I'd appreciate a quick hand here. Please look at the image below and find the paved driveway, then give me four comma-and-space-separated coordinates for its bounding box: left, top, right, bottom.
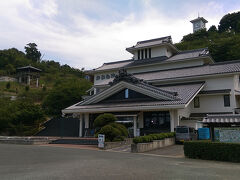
145, 145, 184, 157
0, 144, 240, 180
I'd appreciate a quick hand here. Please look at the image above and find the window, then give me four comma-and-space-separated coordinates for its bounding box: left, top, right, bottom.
145, 49, 148, 59
106, 74, 110, 79
141, 50, 144, 59
144, 111, 170, 130
194, 97, 200, 108
137, 50, 140, 59
149, 48, 151, 58
101, 75, 105, 80
111, 73, 115, 78
224, 95, 230, 107
125, 89, 129, 99
96, 76, 100, 80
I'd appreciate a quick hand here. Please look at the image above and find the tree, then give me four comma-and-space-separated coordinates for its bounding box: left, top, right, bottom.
94, 113, 117, 130
24, 43, 41, 62
5, 64, 15, 75
208, 25, 218, 32
218, 11, 240, 33
0, 99, 45, 135
43, 78, 92, 116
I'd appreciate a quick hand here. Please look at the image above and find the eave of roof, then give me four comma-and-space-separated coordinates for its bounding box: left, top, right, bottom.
87, 48, 212, 74
17, 65, 42, 72
190, 17, 208, 23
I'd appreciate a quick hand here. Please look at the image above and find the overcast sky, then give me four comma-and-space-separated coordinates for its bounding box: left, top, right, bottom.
0, 0, 239, 69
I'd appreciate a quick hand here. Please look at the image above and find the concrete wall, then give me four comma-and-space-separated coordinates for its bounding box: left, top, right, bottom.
131, 137, 175, 153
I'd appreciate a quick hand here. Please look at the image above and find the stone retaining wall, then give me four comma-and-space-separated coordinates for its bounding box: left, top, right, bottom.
131, 137, 175, 153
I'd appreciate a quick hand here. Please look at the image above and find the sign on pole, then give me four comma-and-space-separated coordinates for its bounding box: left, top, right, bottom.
98, 134, 105, 148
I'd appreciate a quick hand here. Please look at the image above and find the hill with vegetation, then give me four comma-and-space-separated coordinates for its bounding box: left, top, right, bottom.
0, 43, 92, 136
175, 11, 240, 62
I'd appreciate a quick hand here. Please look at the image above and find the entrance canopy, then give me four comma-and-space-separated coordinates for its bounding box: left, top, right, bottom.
203, 114, 240, 126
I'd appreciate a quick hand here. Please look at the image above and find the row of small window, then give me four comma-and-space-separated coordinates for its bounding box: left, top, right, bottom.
194, 95, 230, 108
96, 73, 116, 81
137, 48, 151, 60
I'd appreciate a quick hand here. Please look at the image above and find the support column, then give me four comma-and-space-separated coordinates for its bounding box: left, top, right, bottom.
79, 114, 83, 137
19, 76, 22, 83
133, 116, 137, 137
27, 75, 31, 85
84, 113, 89, 129
36, 78, 39, 87
170, 110, 179, 132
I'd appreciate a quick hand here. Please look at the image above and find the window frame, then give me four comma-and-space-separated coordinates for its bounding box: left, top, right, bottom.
224, 95, 230, 107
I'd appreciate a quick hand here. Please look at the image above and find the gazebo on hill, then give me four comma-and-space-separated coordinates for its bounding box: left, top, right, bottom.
16, 65, 41, 87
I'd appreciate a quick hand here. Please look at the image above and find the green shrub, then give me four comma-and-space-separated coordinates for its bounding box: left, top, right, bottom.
97, 124, 121, 142
94, 113, 117, 129
133, 132, 175, 144
109, 123, 128, 137
96, 122, 128, 142
25, 85, 30, 91
184, 141, 240, 162
6, 82, 10, 89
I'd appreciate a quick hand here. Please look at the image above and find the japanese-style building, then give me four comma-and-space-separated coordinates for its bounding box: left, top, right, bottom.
16, 65, 41, 87
62, 18, 240, 137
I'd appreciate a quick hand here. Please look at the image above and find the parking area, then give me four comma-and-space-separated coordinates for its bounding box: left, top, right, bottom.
143, 145, 184, 158
1, 143, 240, 180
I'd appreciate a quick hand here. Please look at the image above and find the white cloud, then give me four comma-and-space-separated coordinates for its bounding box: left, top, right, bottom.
0, 0, 238, 69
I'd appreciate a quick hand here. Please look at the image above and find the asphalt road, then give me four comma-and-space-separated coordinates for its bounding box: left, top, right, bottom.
0, 144, 240, 180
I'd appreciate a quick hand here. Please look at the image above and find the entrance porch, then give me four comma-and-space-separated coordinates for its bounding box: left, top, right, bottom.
75, 109, 179, 137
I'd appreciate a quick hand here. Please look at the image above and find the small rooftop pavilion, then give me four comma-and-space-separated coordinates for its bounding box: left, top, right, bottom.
16, 65, 42, 87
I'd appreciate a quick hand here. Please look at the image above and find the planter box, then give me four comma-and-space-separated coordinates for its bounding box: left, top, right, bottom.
131, 137, 175, 153
101, 138, 133, 150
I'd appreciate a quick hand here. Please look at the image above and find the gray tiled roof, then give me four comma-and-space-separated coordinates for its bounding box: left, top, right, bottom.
17, 65, 42, 72
190, 17, 208, 23
128, 36, 172, 49
94, 60, 240, 86
91, 48, 209, 73
165, 48, 209, 62
94, 59, 133, 71
135, 61, 240, 82
134, 81, 179, 100
64, 82, 204, 111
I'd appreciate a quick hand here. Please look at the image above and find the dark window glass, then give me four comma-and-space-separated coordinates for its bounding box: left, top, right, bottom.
101, 75, 105, 80
111, 74, 115, 78
137, 50, 140, 59
224, 95, 230, 107
176, 127, 188, 133
149, 48, 151, 58
96, 76, 100, 80
144, 111, 170, 130
141, 50, 144, 59
106, 74, 110, 79
194, 97, 200, 108
145, 49, 148, 58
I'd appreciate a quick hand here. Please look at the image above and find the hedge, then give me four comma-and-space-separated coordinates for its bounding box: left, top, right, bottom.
184, 141, 240, 162
133, 132, 175, 144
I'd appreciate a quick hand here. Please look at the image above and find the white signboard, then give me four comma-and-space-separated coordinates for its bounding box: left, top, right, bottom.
98, 134, 105, 148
